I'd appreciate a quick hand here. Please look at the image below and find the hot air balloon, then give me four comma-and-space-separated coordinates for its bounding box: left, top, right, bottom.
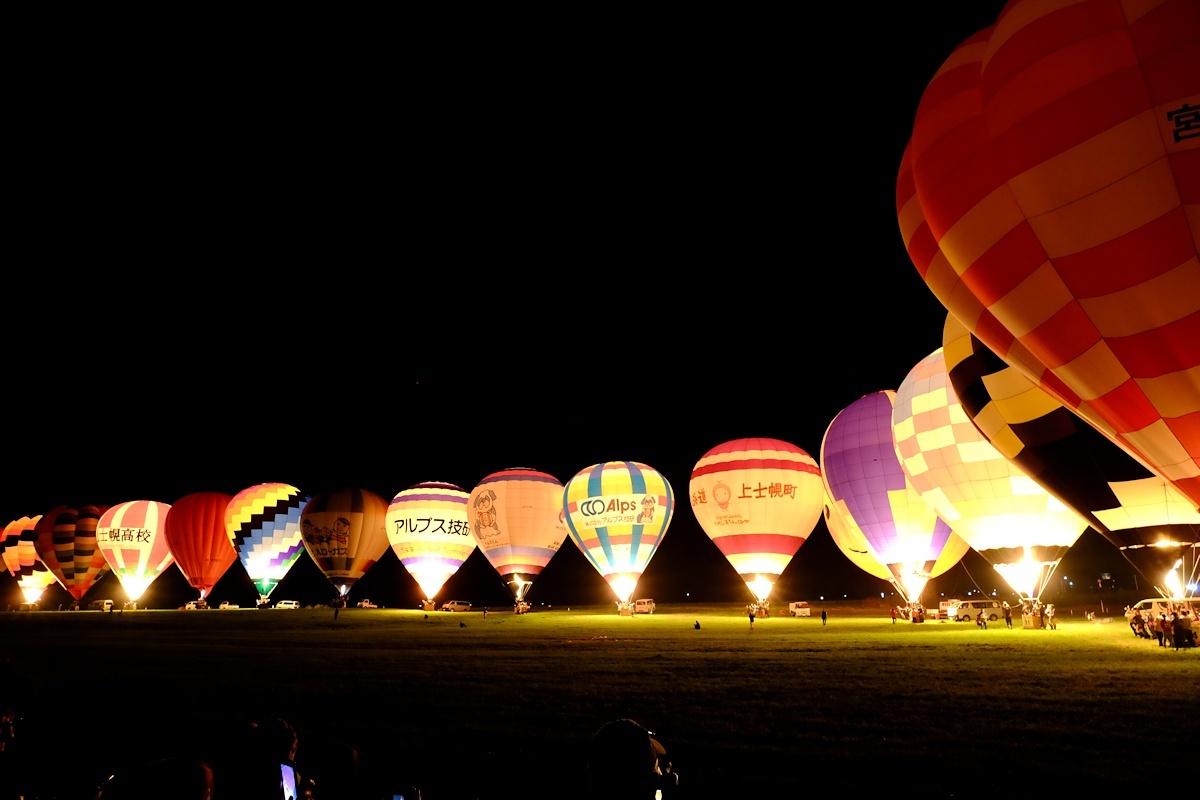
300, 487, 390, 598
562, 461, 674, 611
941, 312, 1200, 598
34, 504, 111, 604
820, 392, 969, 607
224, 482, 310, 602
386, 482, 475, 606
689, 438, 824, 608
820, 489, 894, 584
899, 0, 1200, 511
467, 468, 566, 606
164, 492, 237, 601
2, 516, 56, 606
892, 349, 1091, 601
95, 500, 175, 605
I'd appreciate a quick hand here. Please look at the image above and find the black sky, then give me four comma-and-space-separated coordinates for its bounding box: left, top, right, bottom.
4, 3, 1142, 609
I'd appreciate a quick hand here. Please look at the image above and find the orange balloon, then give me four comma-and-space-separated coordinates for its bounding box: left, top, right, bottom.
899, 0, 1200, 510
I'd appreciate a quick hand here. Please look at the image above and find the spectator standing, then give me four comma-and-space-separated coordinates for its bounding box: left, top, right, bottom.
748, 607, 755, 631
891, 607, 897, 625
1003, 602, 1013, 630
821, 609, 827, 626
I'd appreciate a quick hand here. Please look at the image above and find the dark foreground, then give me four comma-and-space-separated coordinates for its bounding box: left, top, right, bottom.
0, 600, 1194, 800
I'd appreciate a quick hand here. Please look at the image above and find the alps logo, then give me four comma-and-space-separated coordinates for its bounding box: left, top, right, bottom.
580, 498, 639, 516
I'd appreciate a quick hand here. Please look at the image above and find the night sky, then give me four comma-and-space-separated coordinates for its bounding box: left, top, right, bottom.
4, 2, 1142, 610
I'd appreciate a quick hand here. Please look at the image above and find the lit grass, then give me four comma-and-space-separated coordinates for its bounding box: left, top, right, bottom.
0, 604, 1192, 799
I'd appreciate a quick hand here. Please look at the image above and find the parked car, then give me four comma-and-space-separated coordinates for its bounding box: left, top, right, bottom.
89, 599, 114, 612
356, 599, 379, 609
788, 601, 811, 617
218, 601, 239, 609
274, 600, 301, 609
184, 599, 209, 610
634, 599, 656, 614
440, 600, 471, 612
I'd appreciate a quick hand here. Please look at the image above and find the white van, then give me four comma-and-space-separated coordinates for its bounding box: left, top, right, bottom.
1128, 597, 1198, 620
440, 600, 471, 612
89, 599, 114, 612
274, 599, 301, 609
634, 599, 656, 614
788, 601, 811, 617
943, 599, 1004, 622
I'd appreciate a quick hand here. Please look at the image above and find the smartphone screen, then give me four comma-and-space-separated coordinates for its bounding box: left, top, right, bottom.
280, 761, 297, 800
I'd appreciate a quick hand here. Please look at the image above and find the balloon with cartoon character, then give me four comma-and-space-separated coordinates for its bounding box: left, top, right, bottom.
562, 460, 674, 609
467, 468, 567, 605
300, 487, 390, 598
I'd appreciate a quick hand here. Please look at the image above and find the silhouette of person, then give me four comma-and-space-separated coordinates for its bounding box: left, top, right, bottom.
587, 719, 663, 800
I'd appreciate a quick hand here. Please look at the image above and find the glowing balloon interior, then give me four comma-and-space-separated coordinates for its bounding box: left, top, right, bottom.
224, 483, 310, 599
2, 515, 57, 604
468, 468, 566, 604
563, 461, 674, 607
820, 391, 968, 605
942, 312, 1200, 597
689, 438, 823, 604
96, 500, 175, 603
386, 482, 475, 603
892, 349, 1090, 600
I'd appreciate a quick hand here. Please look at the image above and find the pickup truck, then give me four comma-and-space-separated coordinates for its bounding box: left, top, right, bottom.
356, 599, 379, 608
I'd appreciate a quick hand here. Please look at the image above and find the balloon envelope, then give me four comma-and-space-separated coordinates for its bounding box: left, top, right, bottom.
941, 312, 1200, 597
689, 438, 824, 603
301, 487, 390, 597
892, 349, 1090, 600
467, 468, 567, 604
164, 492, 237, 600
224, 483, 309, 598
2, 516, 57, 604
386, 482, 475, 603
899, 0, 1200, 510
820, 392, 968, 604
96, 500, 175, 603
820, 488, 894, 583
34, 505, 111, 602
562, 461, 674, 606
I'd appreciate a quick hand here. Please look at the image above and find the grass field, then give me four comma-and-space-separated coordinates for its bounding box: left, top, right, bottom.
1, 600, 1194, 800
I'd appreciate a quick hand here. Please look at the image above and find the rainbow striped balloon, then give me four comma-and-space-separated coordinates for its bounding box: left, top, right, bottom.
563, 461, 674, 606
224, 482, 309, 598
